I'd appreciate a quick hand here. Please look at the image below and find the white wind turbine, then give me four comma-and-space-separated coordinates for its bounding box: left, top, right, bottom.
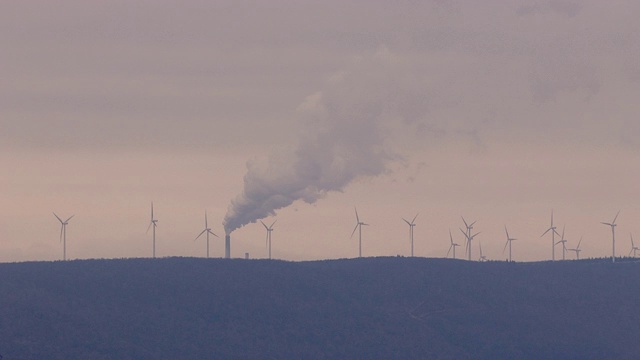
53, 213, 74, 261
541, 210, 561, 261
503, 226, 516, 262
601, 210, 620, 263
195, 211, 218, 258
447, 229, 460, 259
146, 202, 158, 258
460, 229, 481, 261
629, 234, 638, 258
402, 213, 419, 257
567, 237, 583, 260
461, 217, 477, 260
555, 225, 568, 261
479, 241, 487, 262
350, 207, 368, 258
260, 219, 277, 260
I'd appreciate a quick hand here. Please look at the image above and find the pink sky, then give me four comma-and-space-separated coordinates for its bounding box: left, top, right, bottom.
2, 1, 640, 262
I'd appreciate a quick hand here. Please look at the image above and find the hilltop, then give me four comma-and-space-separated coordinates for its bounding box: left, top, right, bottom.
1, 257, 639, 359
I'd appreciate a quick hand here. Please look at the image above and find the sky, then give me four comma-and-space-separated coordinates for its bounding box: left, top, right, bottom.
2, 0, 640, 263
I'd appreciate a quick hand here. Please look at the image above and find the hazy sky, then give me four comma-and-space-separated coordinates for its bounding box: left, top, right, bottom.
3, 0, 640, 262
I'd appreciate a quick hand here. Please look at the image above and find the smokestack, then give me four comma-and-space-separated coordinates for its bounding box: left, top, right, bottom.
245, 252, 249, 259
225, 234, 231, 259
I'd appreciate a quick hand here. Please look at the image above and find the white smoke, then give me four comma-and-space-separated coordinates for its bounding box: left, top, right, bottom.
223, 47, 427, 234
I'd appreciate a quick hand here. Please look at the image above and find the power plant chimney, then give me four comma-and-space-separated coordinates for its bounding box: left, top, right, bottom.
225, 234, 231, 259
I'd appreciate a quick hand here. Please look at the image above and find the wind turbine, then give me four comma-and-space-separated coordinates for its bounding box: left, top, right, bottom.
195, 211, 218, 258
460, 227, 480, 261
567, 237, 583, 260
555, 225, 568, 261
53, 213, 74, 261
479, 241, 487, 262
461, 217, 477, 260
402, 213, 419, 257
541, 210, 561, 261
503, 226, 516, 262
350, 207, 368, 258
447, 229, 460, 259
629, 234, 638, 258
601, 210, 620, 263
260, 219, 277, 260
147, 202, 158, 258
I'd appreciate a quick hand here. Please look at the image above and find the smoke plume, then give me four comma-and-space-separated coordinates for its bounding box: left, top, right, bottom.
223, 48, 425, 234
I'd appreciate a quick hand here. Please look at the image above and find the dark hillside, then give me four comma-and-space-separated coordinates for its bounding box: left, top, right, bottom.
1, 257, 639, 359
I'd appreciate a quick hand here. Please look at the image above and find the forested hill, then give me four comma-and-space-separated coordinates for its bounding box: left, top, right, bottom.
1, 257, 639, 359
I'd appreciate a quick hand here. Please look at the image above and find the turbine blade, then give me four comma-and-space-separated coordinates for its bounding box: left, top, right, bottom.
53, 212, 63, 223
350, 224, 359, 239
613, 210, 620, 224
261, 220, 269, 230
449, 229, 454, 245
209, 230, 219, 238
461, 216, 469, 228
447, 245, 452, 257
403, 218, 411, 226
204, 211, 208, 228
65, 215, 74, 222
146, 221, 153, 234
270, 220, 277, 228
503, 241, 509, 254
151, 202, 154, 219
195, 229, 207, 241
354, 207, 360, 223
541, 228, 551, 237
631, 234, 635, 248
504, 226, 509, 239
59, 225, 64, 243
411, 213, 419, 223
577, 237, 582, 250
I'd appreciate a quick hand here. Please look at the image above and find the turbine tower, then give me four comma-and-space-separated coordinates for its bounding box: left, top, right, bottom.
629, 234, 638, 258
260, 219, 277, 260
350, 207, 368, 258
601, 210, 620, 263
541, 210, 561, 261
402, 213, 419, 257
447, 229, 460, 259
567, 237, 583, 260
195, 211, 218, 258
53, 213, 74, 261
146, 202, 158, 258
461, 217, 477, 260
479, 241, 487, 262
503, 226, 516, 262
555, 225, 568, 261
